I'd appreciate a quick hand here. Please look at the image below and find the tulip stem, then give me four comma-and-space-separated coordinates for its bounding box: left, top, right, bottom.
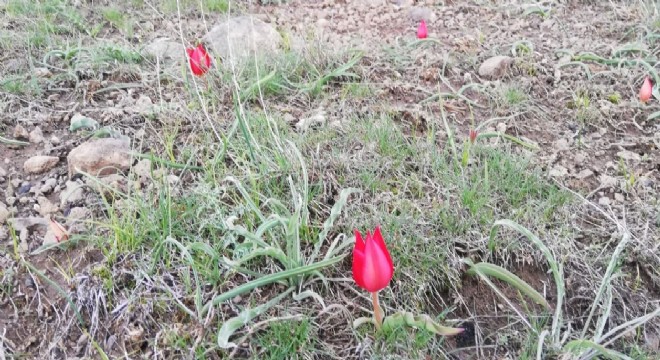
371, 291, 383, 331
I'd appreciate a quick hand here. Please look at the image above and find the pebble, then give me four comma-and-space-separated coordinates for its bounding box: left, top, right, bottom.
29, 126, 45, 144
13, 124, 29, 140
40, 178, 58, 194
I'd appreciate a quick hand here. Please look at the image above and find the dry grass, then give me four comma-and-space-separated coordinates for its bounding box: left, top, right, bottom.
0, 0, 659, 359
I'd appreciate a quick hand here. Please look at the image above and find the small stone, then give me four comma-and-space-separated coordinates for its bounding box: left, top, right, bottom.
574, 153, 586, 164
33, 67, 52, 78
203, 16, 283, 65
6, 197, 16, 206
0, 202, 9, 224
0, 166, 6, 177
599, 174, 618, 188
553, 138, 570, 151
408, 6, 436, 22
13, 124, 29, 140
479, 56, 514, 79
50, 136, 61, 145
40, 178, 58, 194
614, 193, 625, 203
131, 95, 154, 115
29, 127, 45, 144
143, 38, 185, 63
67, 207, 90, 224
24, 156, 59, 174
496, 122, 507, 134
67, 138, 131, 177
17, 183, 32, 195
598, 197, 611, 206
60, 181, 85, 206
96, 174, 127, 197
37, 196, 59, 216
575, 169, 594, 179
617, 150, 641, 162
549, 165, 568, 178
133, 159, 152, 180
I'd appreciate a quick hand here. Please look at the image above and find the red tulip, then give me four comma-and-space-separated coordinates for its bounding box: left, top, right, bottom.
469, 129, 477, 144
186, 44, 212, 76
640, 76, 653, 103
417, 19, 428, 39
352, 226, 394, 293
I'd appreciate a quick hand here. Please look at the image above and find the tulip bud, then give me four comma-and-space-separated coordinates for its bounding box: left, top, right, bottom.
352, 226, 394, 293
417, 20, 428, 39
640, 76, 653, 103
469, 129, 477, 144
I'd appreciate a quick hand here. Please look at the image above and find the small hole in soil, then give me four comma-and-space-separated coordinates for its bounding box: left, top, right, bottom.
455, 321, 476, 348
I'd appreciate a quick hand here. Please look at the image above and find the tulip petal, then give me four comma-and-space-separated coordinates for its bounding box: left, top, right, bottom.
352, 230, 367, 289
372, 226, 393, 269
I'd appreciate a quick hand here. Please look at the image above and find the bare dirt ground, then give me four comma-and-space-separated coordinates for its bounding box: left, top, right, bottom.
1, 0, 659, 359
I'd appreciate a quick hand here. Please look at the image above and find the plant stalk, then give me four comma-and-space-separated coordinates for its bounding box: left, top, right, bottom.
371, 291, 383, 331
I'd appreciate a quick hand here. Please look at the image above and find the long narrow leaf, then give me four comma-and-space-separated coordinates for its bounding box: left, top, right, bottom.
201, 255, 345, 317
489, 219, 565, 340
466, 261, 550, 309
217, 287, 294, 348
310, 188, 360, 265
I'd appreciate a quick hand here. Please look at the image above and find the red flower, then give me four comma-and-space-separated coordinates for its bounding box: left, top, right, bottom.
469, 129, 477, 144
417, 19, 428, 39
640, 76, 653, 103
352, 226, 394, 293
186, 44, 212, 76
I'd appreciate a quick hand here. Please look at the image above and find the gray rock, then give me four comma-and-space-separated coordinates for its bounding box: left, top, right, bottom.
24, 156, 59, 174
40, 178, 58, 194
143, 38, 185, 63
131, 95, 155, 115
479, 56, 514, 79
13, 124, 29, 140
553, 138, 570, 151
549, 165, 568, 178
60, 181, 85, 206
29, 126, 45, 144
0, 202, 9, 224
67, 138, 131, 177
7, 217, 49, 231
37, 196, 59, 216
575, 169, 594, 179
34, 67, 52, 78
203, 16, 282, 65
133, 159, 152, 180
408, 7, 436, 22
0, 166, 6, 177
67, 207, 90, 224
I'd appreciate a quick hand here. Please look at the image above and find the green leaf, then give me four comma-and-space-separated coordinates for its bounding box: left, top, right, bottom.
217, 287, 294, 349
0, 134, 29, 146
201, 255, 346, 317
647, 111, 660, 121
464, 260, 550, 309
69, 116, 99, 131
310, 187, 361, 264
381, 311, 464, 336
563, 339, 629, 360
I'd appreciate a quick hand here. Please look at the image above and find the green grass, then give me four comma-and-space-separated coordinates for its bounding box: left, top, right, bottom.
255, 318, 316, 359
102, 7, 134, 37
161, 0, 229, 13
